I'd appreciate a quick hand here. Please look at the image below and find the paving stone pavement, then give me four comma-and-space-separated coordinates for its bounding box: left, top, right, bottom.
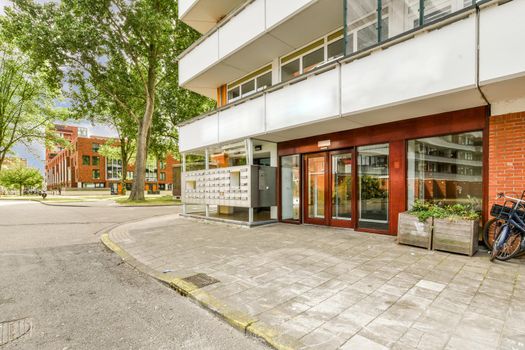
109, 214, 525, 350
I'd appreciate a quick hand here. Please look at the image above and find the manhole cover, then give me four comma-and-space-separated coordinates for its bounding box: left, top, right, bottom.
181, 273, 220, 289
0, 318, 31, 346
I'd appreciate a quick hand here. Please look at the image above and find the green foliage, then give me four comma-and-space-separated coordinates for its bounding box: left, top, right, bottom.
1, 0, 216, 200
409, 199, 480, 222
0, 43, 66, 170
0, 165, 43, 195
360, 175, 387, 200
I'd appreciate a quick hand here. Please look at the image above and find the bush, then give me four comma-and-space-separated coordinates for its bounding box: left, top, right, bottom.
409, 200, 480, 222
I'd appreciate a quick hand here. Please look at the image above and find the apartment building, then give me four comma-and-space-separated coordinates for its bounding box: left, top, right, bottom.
46, 125, 177, 193
177, 0, 525, 233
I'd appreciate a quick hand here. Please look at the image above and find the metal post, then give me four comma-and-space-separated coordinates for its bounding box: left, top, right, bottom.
205, 148, 210, 218
419, 0, 425, 27
377, 0, 383, 43
343, 0, 348, 56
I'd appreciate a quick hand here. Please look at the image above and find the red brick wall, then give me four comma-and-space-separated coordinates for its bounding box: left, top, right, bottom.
488, 112, 525, 208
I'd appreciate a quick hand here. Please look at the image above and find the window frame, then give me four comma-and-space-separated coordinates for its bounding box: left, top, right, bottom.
226, 65, 272, 103
92, 169, 100, 180
280, 28, 344, 83
82, 155, 90, 166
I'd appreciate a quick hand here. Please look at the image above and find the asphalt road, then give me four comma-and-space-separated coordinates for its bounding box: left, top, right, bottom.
0, 201, 266, 350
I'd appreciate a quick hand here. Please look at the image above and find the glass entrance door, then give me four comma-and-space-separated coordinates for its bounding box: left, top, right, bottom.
304, 153, 328, 224
303, 150, 355, 227
331, 151, 354, 227
357, 144, 390, 231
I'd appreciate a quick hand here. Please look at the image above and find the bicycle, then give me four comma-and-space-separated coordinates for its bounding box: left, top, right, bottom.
483, 191, 525, 250
489, 192, 525, 261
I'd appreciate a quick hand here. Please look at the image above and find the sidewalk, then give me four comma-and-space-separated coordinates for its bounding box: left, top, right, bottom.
105, 214, 525, 350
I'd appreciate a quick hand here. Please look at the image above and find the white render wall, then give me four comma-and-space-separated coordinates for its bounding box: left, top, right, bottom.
341, 17, 477, 115
479, 0, 525, 85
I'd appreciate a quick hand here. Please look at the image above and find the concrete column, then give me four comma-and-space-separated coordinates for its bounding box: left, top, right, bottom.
204, 148, 210, 218
182, 153, 187, 215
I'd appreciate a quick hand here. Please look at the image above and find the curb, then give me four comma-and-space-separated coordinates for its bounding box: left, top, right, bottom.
100, 232, 303, 350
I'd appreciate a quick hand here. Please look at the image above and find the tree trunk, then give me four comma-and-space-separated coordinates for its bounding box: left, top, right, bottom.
19, 185, 22, 196
120, 141, 128, 195
129, 95, 155, 201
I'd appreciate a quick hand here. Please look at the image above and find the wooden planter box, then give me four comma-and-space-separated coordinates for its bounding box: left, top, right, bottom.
433, 218, 479, 256
397, 212, 433, 249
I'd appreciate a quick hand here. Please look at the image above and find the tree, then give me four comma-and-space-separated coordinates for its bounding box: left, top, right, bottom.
0, 164, 43, 196
1, 0, 201, 201
98, 138, 135, 195
0, 44, 64, 170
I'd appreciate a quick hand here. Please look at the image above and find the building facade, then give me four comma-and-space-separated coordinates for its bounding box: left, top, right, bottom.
45, 125, 178, 193
177, 0, 525, 233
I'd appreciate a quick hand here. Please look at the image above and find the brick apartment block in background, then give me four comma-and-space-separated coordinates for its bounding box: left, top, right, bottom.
45, 124, 178, 194
176, 0, 525, 231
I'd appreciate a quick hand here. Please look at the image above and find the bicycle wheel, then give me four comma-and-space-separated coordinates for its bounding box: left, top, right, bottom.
483, 218, 503, 250
491, 225, 522, 261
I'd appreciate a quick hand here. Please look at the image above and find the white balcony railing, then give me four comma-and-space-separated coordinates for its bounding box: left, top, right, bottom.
179, 12, 482, 153
179, 0, 317, 87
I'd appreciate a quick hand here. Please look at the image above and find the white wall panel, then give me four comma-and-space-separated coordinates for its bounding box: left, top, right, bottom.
265, 0, 313, 29
179, 31, 219, 85
266, 67, 340, 131
219, 0, 265, 58
179, 113, 219, 152
179, 0, 197, 18
219, 96, 266, 142
479, 0, 525, 84
341, 17, 476, 115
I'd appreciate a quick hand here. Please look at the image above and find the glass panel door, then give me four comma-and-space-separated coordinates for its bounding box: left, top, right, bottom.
331, 152, 353, 223
305, 154, 327, 223
358, 144, 390, 231
281, 155, 301, 221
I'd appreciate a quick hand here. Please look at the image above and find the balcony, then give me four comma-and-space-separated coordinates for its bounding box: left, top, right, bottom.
178, 0, 247, 34
179, 6, 490, 152
179, 0, 343, 98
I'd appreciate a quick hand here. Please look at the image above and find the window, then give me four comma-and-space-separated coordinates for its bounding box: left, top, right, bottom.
256, 72, 272, 91
82, 155, 90, 165
227, 86, 240, 101
280, 30, 344, 82
146, 159, 158, 182
407, 131, 483, 210
92, 143, 100, 153
327, 38, 344, 60
92, 169, 100, 179
159, 184, 166, 191
127, 171, 134, 180
160, 161, 166, 170
241, 80, 255, 96
227, 66, 272, 102
302, 47, 324, 73
95, 183, 105, 188
281, 59, 300, 83
92, 156, 100, 166
160, 172, 166, 181
107, 158, 122, 180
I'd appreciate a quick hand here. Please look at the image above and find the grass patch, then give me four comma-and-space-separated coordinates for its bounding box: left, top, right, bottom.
115, 195, 181, 206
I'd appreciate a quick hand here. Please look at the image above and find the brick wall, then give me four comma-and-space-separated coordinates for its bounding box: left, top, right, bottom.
488, 112, 525, 207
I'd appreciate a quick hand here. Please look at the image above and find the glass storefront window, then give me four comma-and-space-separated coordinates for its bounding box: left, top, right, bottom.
208, 141, 247, 168
281, 155, 300, 221
407, 131, 483, 211
185, 154, 206, 171
358, 144, 389, 230
332, 153, 353, 221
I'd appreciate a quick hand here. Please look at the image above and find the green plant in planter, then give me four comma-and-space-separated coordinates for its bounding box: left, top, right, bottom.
409, 199, 480, 222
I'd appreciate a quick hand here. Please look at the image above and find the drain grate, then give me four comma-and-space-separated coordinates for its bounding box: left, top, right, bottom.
0, 318, 31, 346
181, 273, 220, 289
